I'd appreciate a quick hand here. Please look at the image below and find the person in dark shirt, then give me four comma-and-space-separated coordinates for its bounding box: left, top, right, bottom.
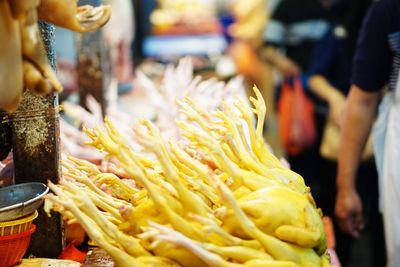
264, 0, 329, 76
263, 0, 335, 213
334, 0, 400, 266
307, 1, 386, 265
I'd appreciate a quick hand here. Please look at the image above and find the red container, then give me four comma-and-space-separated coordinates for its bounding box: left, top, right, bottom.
0, 224, 36, 267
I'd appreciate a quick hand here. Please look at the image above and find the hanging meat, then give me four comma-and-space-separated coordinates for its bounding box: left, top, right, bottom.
0, 0, 111, 112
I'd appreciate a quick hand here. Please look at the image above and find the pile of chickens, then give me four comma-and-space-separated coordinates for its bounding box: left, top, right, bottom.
60, 58, 247, 161
136, 57, 248, 141
46, 86, 331, 267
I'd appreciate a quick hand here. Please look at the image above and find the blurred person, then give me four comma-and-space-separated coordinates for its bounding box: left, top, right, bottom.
263, 0, 330, 77
262, 0, 337, 201
226, 0, 268, 80
229, 0, 268, 46
308, 0, 386, 265
334, 0, 400, 266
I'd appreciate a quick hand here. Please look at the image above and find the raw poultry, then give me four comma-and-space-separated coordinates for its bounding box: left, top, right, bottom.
129, 57, 248, 141
60, 58, 248, 161
46, 86, 331, 266
0, 0, 111, 111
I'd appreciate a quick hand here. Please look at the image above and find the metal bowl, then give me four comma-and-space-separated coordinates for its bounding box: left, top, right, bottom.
0, 183, 49, 222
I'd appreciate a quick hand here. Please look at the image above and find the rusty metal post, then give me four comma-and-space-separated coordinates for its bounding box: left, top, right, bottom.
77, 0, 111, 116
12, 22, 64, 258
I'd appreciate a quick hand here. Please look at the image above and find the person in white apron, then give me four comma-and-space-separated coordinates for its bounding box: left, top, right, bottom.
334, 0, 400, 266
372, 74, 400, 267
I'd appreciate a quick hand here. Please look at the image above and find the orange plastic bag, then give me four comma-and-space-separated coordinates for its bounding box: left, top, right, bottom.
278, 78, 316, 155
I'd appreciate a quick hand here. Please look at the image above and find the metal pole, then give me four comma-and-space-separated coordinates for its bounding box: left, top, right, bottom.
12, 22, 64, 258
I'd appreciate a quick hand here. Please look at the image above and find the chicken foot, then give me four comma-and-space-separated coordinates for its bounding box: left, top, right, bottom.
46, 182, 145, 267
134, 119, 210, 217
147, 222, 300, 267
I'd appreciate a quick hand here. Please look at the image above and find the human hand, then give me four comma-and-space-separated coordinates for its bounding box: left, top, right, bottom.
275, 57, 301, 78
228, 41, 261, 78
328, 91, 346, 126
335, 188, 364, 238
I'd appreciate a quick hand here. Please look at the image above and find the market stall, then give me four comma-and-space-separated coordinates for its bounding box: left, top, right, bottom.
0, 1, 344, 266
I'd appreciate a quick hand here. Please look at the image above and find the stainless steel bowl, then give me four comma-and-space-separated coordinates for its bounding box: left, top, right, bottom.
0, 183, 49, 221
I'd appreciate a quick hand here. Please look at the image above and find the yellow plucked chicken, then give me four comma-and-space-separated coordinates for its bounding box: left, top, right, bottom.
45, 86, 331, 267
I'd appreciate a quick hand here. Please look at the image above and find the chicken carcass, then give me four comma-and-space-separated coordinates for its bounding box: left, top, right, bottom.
46, 86, 331, 267
0, 0, 110, 112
